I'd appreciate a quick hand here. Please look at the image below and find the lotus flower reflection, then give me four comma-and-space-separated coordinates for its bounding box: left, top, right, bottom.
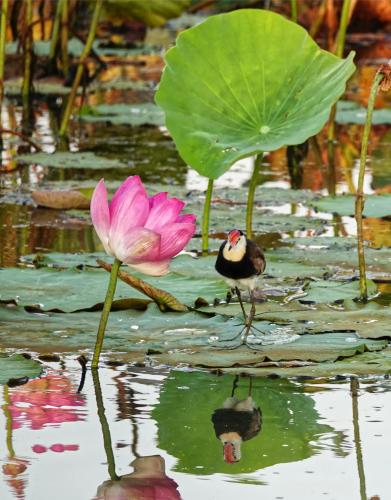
91, 176, 196, 276
90, 176, 196, 368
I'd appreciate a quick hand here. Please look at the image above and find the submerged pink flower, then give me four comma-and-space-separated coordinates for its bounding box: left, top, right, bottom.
90, 176, 196, 276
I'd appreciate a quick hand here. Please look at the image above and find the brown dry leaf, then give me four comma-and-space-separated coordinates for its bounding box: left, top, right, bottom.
32, 190, 90, 210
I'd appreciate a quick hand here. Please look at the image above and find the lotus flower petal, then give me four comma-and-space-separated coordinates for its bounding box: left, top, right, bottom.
145, 196, 185, 231
109, 176, 150, 242
128, 260, 171, 277
90, 179, 111, 255
149, 192, 168, 209
116, 227, 161, 264
159, 222, 196, 259
175, 214, 197, 224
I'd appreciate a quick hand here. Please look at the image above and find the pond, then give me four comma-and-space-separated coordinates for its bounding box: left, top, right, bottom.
1, 6, 391, 500
0, 360, 390, 500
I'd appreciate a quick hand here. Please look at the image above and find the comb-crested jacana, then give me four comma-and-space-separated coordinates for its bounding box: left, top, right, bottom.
215, 229, 266, 345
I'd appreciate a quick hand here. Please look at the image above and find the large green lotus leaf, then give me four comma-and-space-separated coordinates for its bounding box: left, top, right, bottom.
0, 265, 226, 312
155, 9, 355, 178
336, 100, 391, 125
80, 103, 165, 126
16, 152, 127, 170
310, 194, 391, 218
0, 353, 42, 385
153, 371, 339, 474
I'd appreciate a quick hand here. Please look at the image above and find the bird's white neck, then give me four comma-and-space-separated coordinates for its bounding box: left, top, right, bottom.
222, 237, 246, 262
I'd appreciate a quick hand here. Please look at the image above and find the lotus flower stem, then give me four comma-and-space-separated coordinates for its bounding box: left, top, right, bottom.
49, 0, 64, 61
350, 378, 367, 500
22, 0, 33, 111
290, 0, 297, 22
246, 153, 263, 239
61, 0, 69, 77
335, 0, 353, 58
59, 0, 103, 136
201, 178, 214, 254
355, 70, 383, 302
92, 369, 119, 480
3, 386, 15, 458
0, 0, 8, 107
92, 258, 121, 368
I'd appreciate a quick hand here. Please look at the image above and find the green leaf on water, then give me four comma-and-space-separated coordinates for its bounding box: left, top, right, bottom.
15, 152, 128, 170
80, 103, 165, 126
156, 9, 355, 178
336, 100, 391, 125
0, 353, 42, 385
310, 194, 391, 218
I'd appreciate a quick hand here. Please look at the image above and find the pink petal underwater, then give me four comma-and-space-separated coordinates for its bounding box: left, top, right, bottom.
145, 196, 185, 231
90, 179, 111, 255
158, 222, 196, 260
128, 260, 170, 276
109, 176, 150, 246
117, 227, 161, 264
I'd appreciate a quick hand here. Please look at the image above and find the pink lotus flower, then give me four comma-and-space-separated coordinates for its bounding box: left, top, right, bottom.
91, 176, 196, 276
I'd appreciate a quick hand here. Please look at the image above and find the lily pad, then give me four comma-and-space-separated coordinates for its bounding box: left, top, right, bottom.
80, 103, 165, 126
310, 194, 391, 218
15, 152, 128, 170
156, 9, 355, 178
0, 353, 42, 385
336, 100, 391, 125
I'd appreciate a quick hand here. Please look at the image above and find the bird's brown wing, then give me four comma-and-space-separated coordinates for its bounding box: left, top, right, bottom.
248, 240, 266, 275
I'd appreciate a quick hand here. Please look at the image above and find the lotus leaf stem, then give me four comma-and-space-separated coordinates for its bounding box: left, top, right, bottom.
335, 0, 353, 57
246, 153, 263, 239
0, 0, 8, 106
59, 0, 103, 136
49, 0, 64, 61
350, 378, 367, 500
92, 369, 119, 481
355, 70, 383, 302
22, 0, 33, 111
3, 386, 15, 458
201, 178, 214, 254
61, 0, 69, 77
290, 0, 297, 22
92, 258, 121, 369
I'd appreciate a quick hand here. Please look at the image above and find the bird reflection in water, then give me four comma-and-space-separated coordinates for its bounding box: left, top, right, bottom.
212, 375, 262, 463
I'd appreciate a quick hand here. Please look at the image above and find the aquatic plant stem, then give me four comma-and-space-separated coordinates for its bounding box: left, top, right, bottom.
3, 386, 15, 458
92, 369, 119, 481
92, 258, 121, 369
61, 0, 69, 77
49, 0, 64, 62
246, 154, 263, 239
22, 0, 33, 111
355, 70, 383, 302
334, 0, 352, 57
59, 0, 103, 136
201, 178, 214, 254
0, 0, 8, 106
350, 378, 367, 500
290, 0, 297, 22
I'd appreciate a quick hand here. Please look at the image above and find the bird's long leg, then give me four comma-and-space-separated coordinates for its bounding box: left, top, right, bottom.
248, 376, 253, 396
231, 375, 239, 397
235, 287, 248, 321
242, 289, 256, 343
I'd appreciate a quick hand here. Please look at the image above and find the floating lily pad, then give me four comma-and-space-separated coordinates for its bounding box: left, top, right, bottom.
16, 152, 128, 170
336, 100, 391, 125
0, 353, 42, 385
153, 371, 340, 474
80, 103, 165, 126
0, 261, 226, 312
310, 194, 391, 218
156, 9, 355, 178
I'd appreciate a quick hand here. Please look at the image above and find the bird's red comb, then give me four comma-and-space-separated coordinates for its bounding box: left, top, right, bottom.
228, 230, 241, 245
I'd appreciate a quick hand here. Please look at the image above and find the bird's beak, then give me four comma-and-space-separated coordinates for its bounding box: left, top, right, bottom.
223, 442, 241, 463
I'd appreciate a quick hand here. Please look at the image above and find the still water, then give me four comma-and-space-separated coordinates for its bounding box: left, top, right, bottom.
0, 358, 389, 500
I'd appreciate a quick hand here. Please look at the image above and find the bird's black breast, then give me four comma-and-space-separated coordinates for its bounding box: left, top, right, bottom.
215, 241, 265, 280
212, 408, 262, 441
